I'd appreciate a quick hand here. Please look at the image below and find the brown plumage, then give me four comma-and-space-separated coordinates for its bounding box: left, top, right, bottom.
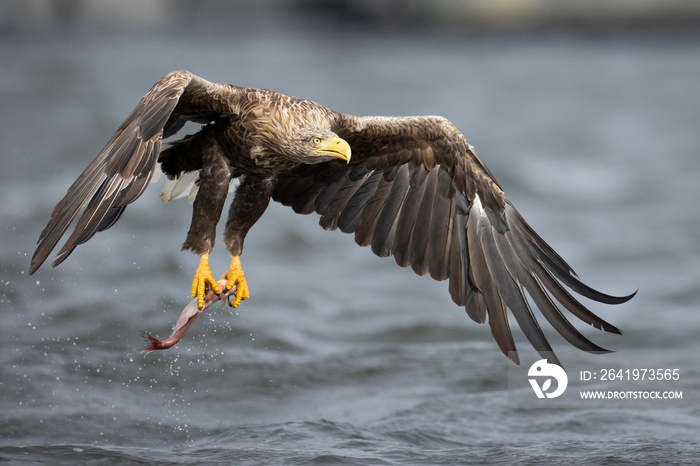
29, 70, 634, 365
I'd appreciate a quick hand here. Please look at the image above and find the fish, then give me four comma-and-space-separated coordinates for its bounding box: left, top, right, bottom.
139, 279, 237, 354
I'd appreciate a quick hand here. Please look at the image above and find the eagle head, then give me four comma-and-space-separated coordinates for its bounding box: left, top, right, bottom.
290, 128, 351, 165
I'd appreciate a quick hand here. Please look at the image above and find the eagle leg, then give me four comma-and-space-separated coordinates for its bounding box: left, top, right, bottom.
220, 255, 249, 308
191, 253, 221, 309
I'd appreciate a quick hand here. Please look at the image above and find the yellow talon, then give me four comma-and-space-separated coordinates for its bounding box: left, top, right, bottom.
220, 255, 250, 308
191, 253, 221, 309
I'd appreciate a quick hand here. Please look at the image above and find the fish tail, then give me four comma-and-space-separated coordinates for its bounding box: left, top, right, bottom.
138, 331, 164, 354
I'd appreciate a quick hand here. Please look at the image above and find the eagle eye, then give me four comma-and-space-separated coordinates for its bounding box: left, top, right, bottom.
312, 137, 323, 145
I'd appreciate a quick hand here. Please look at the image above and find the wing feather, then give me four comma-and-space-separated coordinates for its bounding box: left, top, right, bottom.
465, 195, 518, 363
319, 163, 371, 230
315, 167, 352, 214
338, 170, 382, 234
354, 169, 395, 247
475, 205, 560, 365
427, 167, 454, 281
392, 172, 426, 268
447, 197, 468, 307
371, 165, 410, 257
408, 166, 439, 276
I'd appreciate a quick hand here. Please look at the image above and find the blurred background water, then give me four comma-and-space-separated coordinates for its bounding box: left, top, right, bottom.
1, 1, 700, 464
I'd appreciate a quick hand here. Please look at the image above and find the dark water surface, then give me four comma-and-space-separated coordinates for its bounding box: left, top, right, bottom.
2, 26, 700, 464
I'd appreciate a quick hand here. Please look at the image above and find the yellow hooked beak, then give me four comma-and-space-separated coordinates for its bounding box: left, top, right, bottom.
315, 136, 351, 163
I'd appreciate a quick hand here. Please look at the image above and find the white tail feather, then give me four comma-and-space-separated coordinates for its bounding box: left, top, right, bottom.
159, 172, 240, 204
150, 165, 164, 185
160, 171, 199, 202
187, 182, 199, 204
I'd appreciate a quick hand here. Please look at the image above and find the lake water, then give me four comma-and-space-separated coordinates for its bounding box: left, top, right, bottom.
1, 24, 700, 464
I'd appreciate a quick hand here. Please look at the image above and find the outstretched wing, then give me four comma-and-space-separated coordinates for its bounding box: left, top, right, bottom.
30, 70, 241, 274
273, 114, 635, 365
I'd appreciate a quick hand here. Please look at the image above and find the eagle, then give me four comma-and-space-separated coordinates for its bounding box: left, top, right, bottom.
29, 70, 634, 365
